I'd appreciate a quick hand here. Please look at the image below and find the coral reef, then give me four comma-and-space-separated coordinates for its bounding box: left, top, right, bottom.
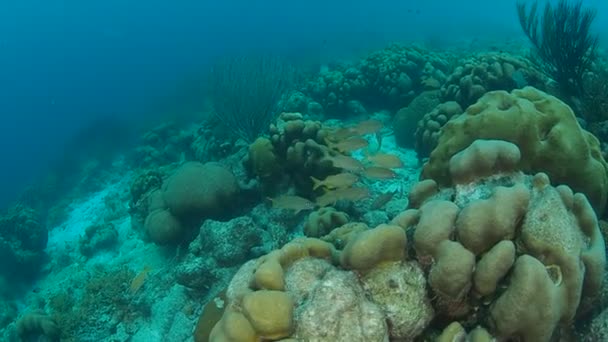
202, 137, 606, 341
393, 90, 442, 148
303, 207, 350, 238
414, 100, 463, 158
16, 310, 60, 342
6, 41, 608, 342
142, 162, 240, 245
0, 204, 47, 279
175, 216, 265, 292
304, 44, 450, 116
246, 112, 334, 195
79, 223, 118, 257
441, 52, 547, 108
422, 86, 608, 215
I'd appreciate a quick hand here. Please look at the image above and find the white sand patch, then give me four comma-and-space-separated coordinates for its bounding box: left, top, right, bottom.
46, 174, 132, 255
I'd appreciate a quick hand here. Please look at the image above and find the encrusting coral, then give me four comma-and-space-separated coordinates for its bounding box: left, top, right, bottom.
199, 136, 606, 341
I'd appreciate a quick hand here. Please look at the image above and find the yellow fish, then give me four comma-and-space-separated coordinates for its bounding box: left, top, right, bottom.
365, 153, 404, 169
353, 119, 383, 135
269, 195, 316, 214
323, 155, 364, 172
329, 137, 369, 153
362, 166, 397, 180
371, 190, 398, 210
316, 187, 370, 207
130, 266, 152, 294
311, 173, 359, 190
327, 127, 358, 142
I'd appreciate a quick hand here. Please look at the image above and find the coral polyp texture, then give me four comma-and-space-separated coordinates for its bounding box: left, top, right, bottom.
199, 137, 606, 341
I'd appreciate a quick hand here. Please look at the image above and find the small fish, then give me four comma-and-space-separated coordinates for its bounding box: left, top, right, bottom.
371, 190, 397, 210
365, 153, 404, 169
327, 127, 358, 142
269, 195, 316, 214
311, 173, 359, 190
323, 155, 365, 172
329, 137, 369, 153
316, 187, 370, 207
353, 120, 383, 135
130, 266, 152, 294
362, 166, 397, 180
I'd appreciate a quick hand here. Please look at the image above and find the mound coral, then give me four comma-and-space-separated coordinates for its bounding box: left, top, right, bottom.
422, 86, 608, 215
142, 162, 239, 245
200, 137, 606, 341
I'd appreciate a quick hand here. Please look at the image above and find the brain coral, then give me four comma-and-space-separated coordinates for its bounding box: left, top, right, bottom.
199, 138, 606, 342
422, 86, 608, 215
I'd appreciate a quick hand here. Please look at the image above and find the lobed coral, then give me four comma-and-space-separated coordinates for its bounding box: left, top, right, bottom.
422, 86, 608, 216
199, 137, 606, 341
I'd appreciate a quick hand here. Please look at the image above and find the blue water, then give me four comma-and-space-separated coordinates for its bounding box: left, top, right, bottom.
4, 0, 606, 207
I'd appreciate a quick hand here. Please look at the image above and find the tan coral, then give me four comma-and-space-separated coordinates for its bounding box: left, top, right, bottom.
473, 240, 516, 297
390, 209, 420, 229
455, 185, 529, 255
241, 290, 294, 339
422, 87, 608, 215
489, 255, 563, 341
428, 240, 476, 317
448, 139, 521, 184
520, 184, 606, 321
304, 207, 350, 238
413, 200, 459, 264
340, 224, 407, 270
408, 179, 439, 208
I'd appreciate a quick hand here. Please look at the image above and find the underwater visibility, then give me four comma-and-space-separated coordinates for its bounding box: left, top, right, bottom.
4, 0, 608, 341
